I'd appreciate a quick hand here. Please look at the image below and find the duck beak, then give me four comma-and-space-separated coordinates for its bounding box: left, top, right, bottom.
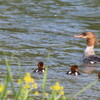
74, 34, 84, 38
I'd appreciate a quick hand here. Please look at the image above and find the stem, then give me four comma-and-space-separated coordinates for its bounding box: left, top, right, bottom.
42, 52, 50, 100
74, 80, 98, 98
0, 74, 9, 99
3, 53, 16, 96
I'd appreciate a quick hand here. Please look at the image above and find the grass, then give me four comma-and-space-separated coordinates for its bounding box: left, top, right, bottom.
0, 53, 99, 100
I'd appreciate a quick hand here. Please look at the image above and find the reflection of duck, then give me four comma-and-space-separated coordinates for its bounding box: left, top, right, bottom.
74, 32, 100, 64
33, 62, 45, 73
67, 65, 80, 76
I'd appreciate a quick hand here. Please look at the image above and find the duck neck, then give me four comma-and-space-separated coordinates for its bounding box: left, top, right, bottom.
84, 45, 95, 58
87, 37, 96, 46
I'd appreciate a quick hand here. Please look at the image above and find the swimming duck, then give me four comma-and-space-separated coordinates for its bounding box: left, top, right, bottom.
33, 62, 45, 73
98, 72, 100, 79
74, 31, 100, 64
67, 65, 80, 76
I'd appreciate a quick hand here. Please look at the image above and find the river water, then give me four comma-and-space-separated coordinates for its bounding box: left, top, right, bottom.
0, 0, 100, 99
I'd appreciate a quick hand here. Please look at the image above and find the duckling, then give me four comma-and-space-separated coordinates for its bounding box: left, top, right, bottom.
33, 62, 45, 73
67, 65, 80, 76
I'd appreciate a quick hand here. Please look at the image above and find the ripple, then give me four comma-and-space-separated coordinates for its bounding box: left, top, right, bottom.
0, 0, 100, 99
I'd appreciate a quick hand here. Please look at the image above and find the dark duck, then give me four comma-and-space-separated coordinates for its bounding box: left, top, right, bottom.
67, 65, 80, 76
33, 62, 45, 73
74, 31, 100, 64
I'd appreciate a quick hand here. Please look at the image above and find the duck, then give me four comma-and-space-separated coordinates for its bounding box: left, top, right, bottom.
98, 72, 100, 79
67, 65, 80, 76
74, 31, 100, 64
33, 62, 45, 73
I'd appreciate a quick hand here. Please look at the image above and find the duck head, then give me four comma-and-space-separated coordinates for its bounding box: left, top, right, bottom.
38, 62, 44, 69
74, 31, 97, 46
71, 65, 79, 71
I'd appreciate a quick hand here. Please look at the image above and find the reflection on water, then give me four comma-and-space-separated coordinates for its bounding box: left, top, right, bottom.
0, 0, 100, 99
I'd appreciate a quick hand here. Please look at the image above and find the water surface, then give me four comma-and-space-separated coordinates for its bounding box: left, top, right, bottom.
0, 0, 100, 99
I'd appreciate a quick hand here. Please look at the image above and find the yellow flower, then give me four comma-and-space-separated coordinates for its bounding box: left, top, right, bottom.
45, 93, 48, 97
18, 79, 22, 85
32, 83, 38, 89
34, 91, 39, 96
0, 84, 4, 92
50, 82, 64, 91
24, 73, 34, 83
26, 73, 31, 76
7, 90, 11, 95
59, 90, 64, 95
55, 82, 59, 86
23, 84, 30, 89
62, 96, 66, 100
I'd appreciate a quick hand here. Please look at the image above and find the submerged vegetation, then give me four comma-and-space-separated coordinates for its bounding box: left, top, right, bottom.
0, 54, 99, 100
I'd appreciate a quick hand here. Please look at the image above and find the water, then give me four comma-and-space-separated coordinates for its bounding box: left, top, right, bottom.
0, 0, 100, 99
